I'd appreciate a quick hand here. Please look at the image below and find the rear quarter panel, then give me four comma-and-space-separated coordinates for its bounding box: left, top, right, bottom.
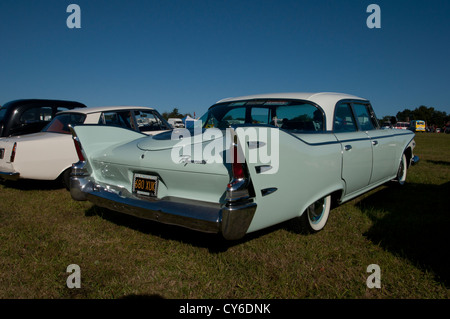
5, 134, 76, 180
236, 128, 344, 233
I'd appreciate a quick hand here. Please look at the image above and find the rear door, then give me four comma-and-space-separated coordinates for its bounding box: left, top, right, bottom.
352, 103, 397, 184
237, 102, 342, 233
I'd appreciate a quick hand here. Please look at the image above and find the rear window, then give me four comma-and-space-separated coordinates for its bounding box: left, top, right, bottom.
43, 113, 86, 134
134, 110, 172, 132
19, 107, 53, 124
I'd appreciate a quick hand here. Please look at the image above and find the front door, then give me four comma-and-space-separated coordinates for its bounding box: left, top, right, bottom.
333, 102, 373, 195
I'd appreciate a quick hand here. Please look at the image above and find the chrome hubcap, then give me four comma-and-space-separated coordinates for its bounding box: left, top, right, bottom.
308, 198, 326, 224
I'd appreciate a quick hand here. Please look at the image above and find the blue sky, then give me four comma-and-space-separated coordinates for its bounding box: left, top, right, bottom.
1, 0, 449, 118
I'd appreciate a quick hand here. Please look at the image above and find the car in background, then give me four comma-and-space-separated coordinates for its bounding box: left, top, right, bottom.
381, 122, 392, 129
445, 125, 450, 134
409, 120, 426, 132
0, 106, 171, 188
0, 99, 87, 137
69, 92, 419, 240
394, 121, 410, 130
168, 118, 184, 128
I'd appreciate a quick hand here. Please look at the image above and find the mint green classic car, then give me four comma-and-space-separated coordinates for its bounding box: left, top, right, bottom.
69, 93, 419, 240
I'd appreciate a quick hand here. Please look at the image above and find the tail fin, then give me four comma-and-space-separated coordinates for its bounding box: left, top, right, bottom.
71, 125, 145, 161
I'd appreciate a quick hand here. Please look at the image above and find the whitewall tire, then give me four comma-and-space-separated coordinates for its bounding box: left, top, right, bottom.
299, 195, 332, 233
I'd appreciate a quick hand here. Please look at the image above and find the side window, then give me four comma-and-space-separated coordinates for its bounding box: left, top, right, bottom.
20, 107, 53, 124
353, 103, 375, 131
99, 111, 135, 130
250, 107, 271, 124
334, 103, 357, 132
275, 103, 324, 132
134, 110, 170, 132
218, 107, 246, 127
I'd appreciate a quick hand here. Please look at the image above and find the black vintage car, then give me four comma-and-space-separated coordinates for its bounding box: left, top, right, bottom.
0, 99, 87, 137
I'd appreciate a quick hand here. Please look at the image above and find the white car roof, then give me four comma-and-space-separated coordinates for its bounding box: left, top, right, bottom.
215, 92, 369, 131
217, 91, 367, 107
57, 105, 156, 115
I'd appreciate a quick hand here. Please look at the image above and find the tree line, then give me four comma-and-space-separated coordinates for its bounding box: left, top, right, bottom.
382, 105, 450, 127
161, 108, 192, 120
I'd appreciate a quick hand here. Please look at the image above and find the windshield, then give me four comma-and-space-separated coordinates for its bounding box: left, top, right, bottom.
198, 100, 325, 132
42, 113, 86, 134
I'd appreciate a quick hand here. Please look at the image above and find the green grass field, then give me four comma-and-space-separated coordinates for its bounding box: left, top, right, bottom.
0, 133, 449, 299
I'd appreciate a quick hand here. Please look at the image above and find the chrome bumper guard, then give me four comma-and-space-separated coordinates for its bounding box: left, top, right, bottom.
70, 162, 256, 240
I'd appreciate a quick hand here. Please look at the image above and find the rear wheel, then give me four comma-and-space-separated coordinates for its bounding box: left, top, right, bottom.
396, 154, 407, 185
292, 195, 331, 234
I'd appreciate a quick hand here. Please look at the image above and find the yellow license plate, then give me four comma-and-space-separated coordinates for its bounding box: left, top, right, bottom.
133, 173, 158, 197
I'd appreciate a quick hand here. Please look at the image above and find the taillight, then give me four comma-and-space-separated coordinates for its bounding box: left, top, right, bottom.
226, 132, 253, 205
73, 136, 85, 161
227, 135, 246, 188
231, 142, 245, 180
10, 143, 17, 162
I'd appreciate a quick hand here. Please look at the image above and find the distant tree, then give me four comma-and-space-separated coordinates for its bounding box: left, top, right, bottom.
168, 108, 183, 119
396, 108, 414, 122
396, 106, 449, 127
161, 108, 192, 120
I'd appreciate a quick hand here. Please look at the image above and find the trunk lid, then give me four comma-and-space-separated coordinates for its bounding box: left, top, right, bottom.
136, 128, 217, 151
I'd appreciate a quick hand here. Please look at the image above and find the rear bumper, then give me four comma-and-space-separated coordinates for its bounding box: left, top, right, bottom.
70, 174, 256, 240
0, 170, 20, 181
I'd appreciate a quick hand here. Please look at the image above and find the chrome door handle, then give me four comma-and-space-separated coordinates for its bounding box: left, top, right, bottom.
372, 140, 378, 146
344, 145, 352, 151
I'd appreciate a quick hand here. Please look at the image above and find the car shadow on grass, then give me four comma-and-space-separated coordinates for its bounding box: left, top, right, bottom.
357, 181, 450, 288
0, 178, 63, 191
426, 159, 450, 166
84, 205, 283, 253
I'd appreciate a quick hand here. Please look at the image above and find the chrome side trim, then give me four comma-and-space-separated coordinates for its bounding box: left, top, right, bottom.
226, 178, 251, 203
261, 187, 278, 197
255, 165, 272, 174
